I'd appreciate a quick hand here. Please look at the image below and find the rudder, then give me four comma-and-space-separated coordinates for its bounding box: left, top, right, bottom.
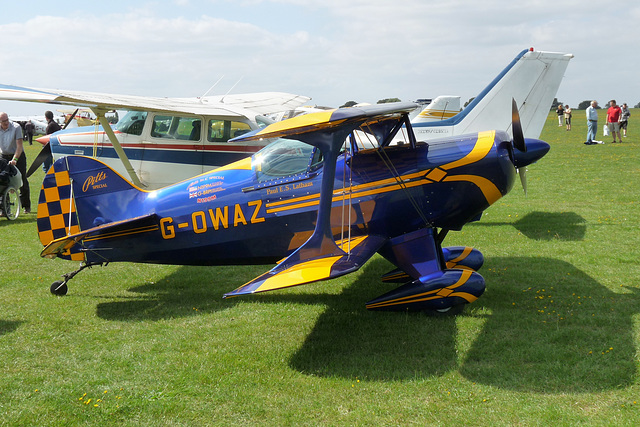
37, 156, 146, 259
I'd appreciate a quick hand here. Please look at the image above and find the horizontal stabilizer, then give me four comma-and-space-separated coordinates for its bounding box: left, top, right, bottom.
41, 214, 159, 259
224, 234, 386, 297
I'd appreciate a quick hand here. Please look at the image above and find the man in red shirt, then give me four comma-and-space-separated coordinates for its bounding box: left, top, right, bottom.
606, 99, 622, 143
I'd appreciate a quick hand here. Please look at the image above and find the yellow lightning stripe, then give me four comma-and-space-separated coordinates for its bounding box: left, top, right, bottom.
440, 131, 495, 170
447, 247, 473, 263
443, 174, 502, 205
253, 255, 343, 292
366, 270, 475, 309
266, 191, 320, 207
82, 225, 160, 243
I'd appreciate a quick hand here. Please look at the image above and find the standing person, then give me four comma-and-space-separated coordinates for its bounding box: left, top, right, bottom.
24, 120, 35, 145
43, 110, 61, 173
585, 100, 598, 145
564, 104, 572, 131
606, 100, 622, 143
620, 103, 630, 137
556, 104, 564, 126
0, 112, 30, 213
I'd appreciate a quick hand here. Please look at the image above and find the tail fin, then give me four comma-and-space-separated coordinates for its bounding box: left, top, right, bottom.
413, 49, 573, 140
37, 156, 146, 260
410, 96, 461, 123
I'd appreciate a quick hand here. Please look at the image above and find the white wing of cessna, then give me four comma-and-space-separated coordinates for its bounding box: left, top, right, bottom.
0, 84, 310, 188
0, 48, 572, 189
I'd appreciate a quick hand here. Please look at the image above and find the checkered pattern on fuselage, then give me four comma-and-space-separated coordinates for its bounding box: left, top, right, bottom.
37, 162, 85, 261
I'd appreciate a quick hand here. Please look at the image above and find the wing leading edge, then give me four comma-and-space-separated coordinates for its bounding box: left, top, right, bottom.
0, 84, 310, 117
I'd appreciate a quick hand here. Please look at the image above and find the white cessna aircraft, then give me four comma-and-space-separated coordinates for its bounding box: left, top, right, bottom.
0, 85, 310, 188
0, 48, 572, 189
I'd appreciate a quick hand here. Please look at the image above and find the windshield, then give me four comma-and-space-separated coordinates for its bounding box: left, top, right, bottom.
114, 111, 148, 136
252, 138, 319, 182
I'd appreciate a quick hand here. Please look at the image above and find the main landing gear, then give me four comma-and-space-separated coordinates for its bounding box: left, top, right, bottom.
50, 262, 105, 296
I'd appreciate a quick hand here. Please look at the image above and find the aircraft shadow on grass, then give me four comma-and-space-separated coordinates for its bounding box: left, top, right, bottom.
0, 320, 23, 337
470, 211, 587, 241
94, 265, 266, 322
288, 256, 640, 393
95, 254, 638, 394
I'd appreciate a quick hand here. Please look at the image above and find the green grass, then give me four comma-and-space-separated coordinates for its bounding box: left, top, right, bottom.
1, 111, 640, 425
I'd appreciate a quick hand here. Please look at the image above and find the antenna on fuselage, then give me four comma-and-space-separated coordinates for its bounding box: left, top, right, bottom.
200, 76, 225, 100
220, 77, 244, 103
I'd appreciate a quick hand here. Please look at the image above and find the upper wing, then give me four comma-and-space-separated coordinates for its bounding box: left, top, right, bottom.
224, 234, 387, 297
0, 83, 310, 117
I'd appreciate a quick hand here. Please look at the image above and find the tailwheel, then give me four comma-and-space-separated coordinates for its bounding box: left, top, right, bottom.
2, 187, 21, 221
48, 262, 105, 296
50, 280, 68, 296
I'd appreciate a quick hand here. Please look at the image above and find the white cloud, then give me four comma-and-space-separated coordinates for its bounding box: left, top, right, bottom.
1, 1, 639, 115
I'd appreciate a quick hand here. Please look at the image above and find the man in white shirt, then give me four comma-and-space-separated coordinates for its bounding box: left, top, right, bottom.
585, 101, 599, 145
0, 112, 30, 213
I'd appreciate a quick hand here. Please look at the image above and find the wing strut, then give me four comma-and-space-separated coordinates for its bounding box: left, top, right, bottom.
94, 111, 145, 188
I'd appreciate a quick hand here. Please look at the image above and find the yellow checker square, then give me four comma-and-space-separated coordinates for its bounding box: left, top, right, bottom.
60, 199, 75, 215
39, 230, 54, 246
66, 252, 86, 261
49, 213, 67, 231
54, 170, 71, 186
426, 168, 447, 182
37, 203, 49, 218
43, 186, 60, 203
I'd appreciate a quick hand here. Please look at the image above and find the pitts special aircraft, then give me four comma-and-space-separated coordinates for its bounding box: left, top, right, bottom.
0, 85, 310, 188
37, 98, 551, 313
0, 48, 570, 190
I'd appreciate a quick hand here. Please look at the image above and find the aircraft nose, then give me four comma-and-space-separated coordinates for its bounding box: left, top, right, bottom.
513, 138, 550, 168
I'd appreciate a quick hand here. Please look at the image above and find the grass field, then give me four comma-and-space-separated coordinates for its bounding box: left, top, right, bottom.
1, 110, 639, 425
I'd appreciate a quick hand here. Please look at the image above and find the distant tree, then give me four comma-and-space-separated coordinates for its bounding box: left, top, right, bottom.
577, 100, 592, 110
464, 97, 475, 108
377, 98, 401, 104
550, 98, 563, 110
340, 100, 358, 108
635, 102, 640, 109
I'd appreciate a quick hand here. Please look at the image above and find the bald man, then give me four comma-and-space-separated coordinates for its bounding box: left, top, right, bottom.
0, 112, 30, 213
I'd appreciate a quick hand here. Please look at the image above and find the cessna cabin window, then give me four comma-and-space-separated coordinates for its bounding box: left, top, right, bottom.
151, 115, 202, 141
253, 138, 318, 183
115, 111, 148, 136
207, 120, 252, 142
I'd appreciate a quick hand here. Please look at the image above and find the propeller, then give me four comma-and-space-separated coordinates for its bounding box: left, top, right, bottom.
26, 142, 52, 178
511, 98, 526, 153
511, 98, 528, 194
510, 99, 551, 195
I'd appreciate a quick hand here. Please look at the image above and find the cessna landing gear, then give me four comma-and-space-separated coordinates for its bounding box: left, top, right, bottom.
49, 262, 105, 296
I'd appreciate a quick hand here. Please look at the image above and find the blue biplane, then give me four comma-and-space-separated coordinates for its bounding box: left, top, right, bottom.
37, 98, 549, 314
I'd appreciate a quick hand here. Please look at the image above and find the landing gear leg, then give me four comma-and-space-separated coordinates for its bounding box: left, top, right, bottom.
50, 262, 105, 296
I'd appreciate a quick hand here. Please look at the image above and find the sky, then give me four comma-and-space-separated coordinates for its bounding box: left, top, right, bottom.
0, 0, 638, 116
